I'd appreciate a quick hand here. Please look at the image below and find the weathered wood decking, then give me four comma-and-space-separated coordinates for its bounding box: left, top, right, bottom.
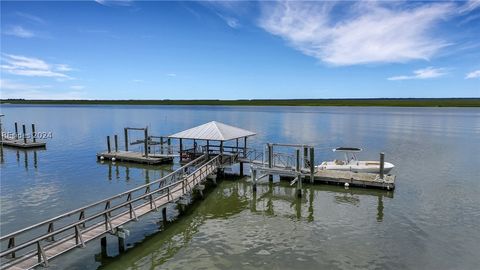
246, 160, 395, 190
0, 155, 220, 270
313, 169, 395, 189
1, 139, 46, 149
96, 150, 174, 165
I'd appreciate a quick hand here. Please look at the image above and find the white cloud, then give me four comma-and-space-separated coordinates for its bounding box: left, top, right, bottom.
166, 73, 177, 77
465, 70, 480, 79
388, 67, 447, 81
95, 0, 133, 7
259, 1, 453, 66
459, 0, 480, 13
70, 85, 85, 90
1, 54, 72, 79
0, 79, 85, 100
131, 79, 144, 83
4, 25, 35, 38
15, 12, 45, 24
217, 13, 240, 29
56, 64, 73, 72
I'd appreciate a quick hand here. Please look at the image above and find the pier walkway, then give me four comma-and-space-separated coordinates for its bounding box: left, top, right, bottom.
0, 154, 224, 270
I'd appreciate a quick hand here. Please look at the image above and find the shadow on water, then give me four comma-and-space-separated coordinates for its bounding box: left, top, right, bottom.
94, 177, 392, 270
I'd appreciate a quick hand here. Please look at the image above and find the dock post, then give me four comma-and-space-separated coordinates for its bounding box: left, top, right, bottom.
167, 138, 171, 154
14, 122, 18, 140
239, 162, 244, 176
243, 137, 247, 158
124, 128, 129, 151
100, 236, 107, 257
31, 124, 36, 143
236, 138, 239, 153
193, 139, 196, 156
106, 136, 111, 153
379, 152, 385, 179
114, 135, 118, 152
118, 235, 125, 253
303, 147, 308, 169
144, 127, 149, 157
162, 207, 167, 227
160, 136, 164, 154
179, 139, 183, 161
22, 124, 27, 144
268, 143, 273, 181
206, 140, 210, 159
310, 147, 315, 183
252, 168, 257, 192
118, 237, 125, 253
296, 149, 302, 198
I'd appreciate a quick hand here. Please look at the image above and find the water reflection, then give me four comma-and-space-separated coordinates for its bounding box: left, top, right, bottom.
1, 105, 479, 269
97, 160, 174, 184
93, 179, 393, 270
0, 147, 44, 170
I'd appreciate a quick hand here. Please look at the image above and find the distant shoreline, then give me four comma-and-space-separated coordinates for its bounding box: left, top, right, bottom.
1, 98, 479, 107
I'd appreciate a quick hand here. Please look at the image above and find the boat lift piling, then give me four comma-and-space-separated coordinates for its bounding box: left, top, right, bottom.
379, 152, 385, 179
295, 149, 302, 198
98, 127, 175, 164
14, 122, 18, 140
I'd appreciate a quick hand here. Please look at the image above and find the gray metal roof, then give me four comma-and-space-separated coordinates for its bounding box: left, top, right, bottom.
168, 121, 256, 141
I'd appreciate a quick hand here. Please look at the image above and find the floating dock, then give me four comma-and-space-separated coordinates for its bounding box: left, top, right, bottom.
1, 138, 46, 149
96, 150, 174, 165
1, 122, 46, 149
313, 170, 395, 189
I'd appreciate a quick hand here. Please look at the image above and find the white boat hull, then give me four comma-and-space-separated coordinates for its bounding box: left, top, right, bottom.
317, 161, 394, 174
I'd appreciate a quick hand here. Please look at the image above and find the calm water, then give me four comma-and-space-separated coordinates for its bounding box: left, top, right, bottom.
1, 105, 479, 270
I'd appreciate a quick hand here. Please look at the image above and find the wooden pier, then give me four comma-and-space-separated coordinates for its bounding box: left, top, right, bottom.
0, 154, 222, 270
1, 121, 397, 270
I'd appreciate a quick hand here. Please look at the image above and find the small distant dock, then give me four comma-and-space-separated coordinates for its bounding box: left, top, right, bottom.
97, 150, 174, 165
1, 122, 46, 149
96, 127, 175, 164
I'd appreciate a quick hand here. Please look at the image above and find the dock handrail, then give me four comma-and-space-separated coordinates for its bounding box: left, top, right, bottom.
0, 154, 218, 264
0, 154, 207, 241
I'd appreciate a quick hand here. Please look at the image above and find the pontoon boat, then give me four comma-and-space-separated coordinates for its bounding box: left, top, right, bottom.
316, 147, 395, 173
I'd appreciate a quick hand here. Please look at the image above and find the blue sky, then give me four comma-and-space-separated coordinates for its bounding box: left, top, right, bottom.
1, 0, 479, 100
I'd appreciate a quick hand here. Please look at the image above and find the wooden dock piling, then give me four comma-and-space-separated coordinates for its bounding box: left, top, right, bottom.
31, 124, 36, 143
14, 122, 18, 140
106, 136, 111, 153
309, 147, 315, 183
162, 207, 167, 227
268, 144, 273, 181
100, 237, 107, 257
22, 125, 27, 144
124, 128, 129, 151
296, 149, 302, 198
380, 152, 385, 179
114, 135, 118, 152
144, 128, 148, 157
